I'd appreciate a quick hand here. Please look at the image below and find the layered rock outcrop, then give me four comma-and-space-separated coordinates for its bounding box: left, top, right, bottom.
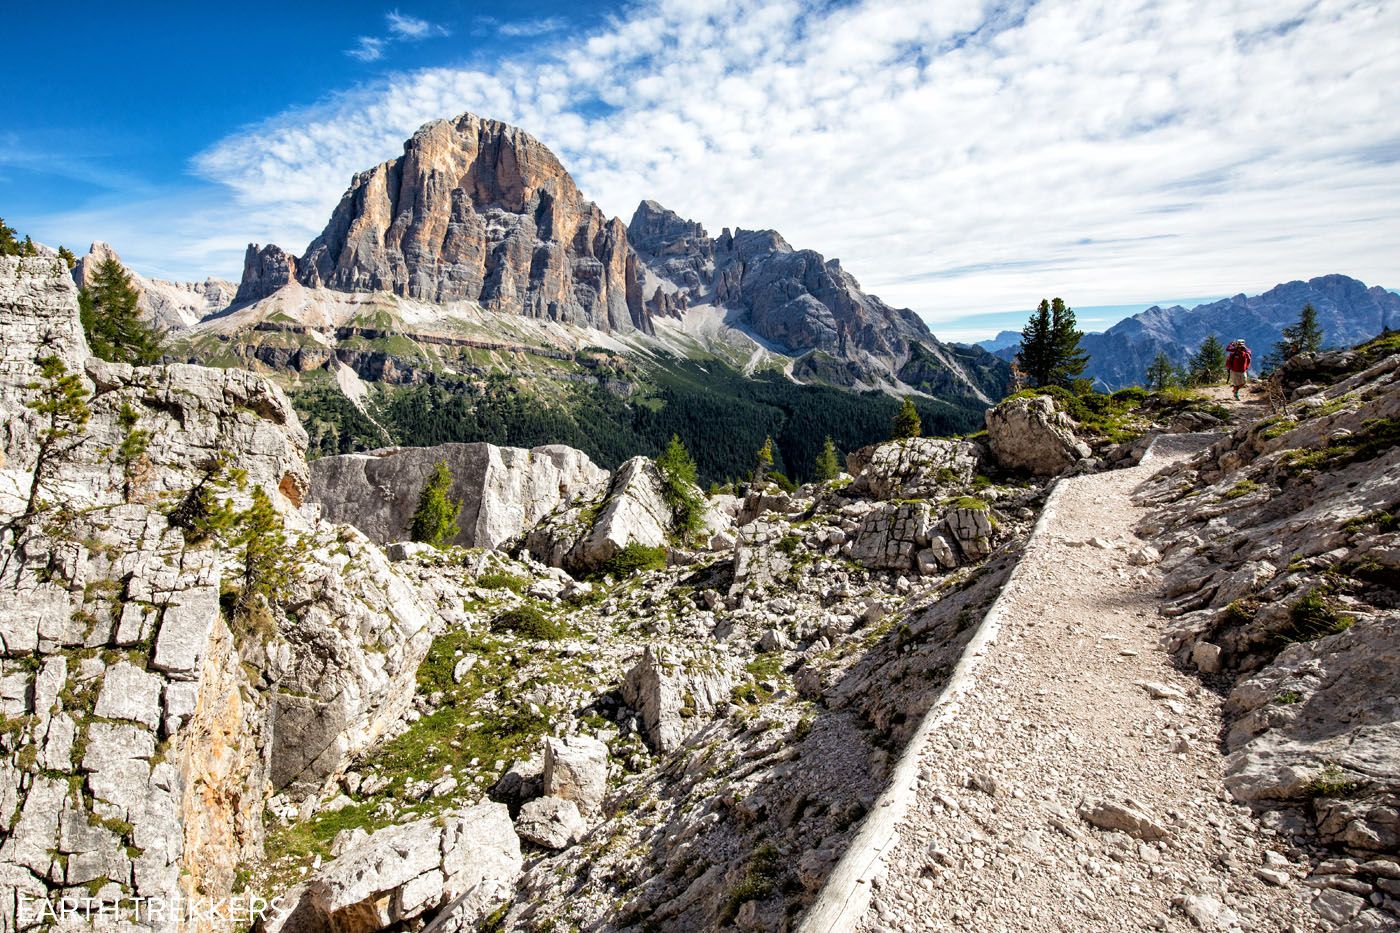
288, 113, 649, 332
308, 442, 606, 549
1136, 340, 1400, 855
845, 437, 983, 500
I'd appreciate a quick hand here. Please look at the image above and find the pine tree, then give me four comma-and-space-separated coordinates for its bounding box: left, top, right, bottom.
24, 355, 92, 518
1187, 336, 1227, 386
892, 397, 922, 439
57, 246, 77, 270
1048, 298, 1088, 386
1016, 300, 1054, 388
115, 402, 152, 502
409, 460, 461, 547
753, 436, 775, 487
1144, 351, 1177, 392
79, 257, 162, 365
656, 434, 704, 539
814, 436, 840, 481
0, 218, 18, 256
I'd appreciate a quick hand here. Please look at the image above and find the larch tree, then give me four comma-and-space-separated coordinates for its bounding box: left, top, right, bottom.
79, 257, 162, 365
24, 355, 92, 518
814, 436, 841, 481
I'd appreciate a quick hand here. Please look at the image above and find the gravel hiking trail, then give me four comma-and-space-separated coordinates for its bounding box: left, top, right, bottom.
851, 426, 1328, 932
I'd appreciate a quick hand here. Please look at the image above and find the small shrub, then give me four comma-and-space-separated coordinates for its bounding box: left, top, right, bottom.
593, 542, 667, 579
1305, 763, 1363, 798
492, 605, 572, 641
725, 843, 782, 916
1276, 588, 1355, 644
1275, 690, 1303, 705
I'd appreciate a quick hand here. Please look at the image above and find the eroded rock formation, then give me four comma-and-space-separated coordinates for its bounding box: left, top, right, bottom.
292, 113, 649, 332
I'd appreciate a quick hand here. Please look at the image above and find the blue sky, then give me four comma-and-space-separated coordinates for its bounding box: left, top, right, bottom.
4, 0, 1398, 342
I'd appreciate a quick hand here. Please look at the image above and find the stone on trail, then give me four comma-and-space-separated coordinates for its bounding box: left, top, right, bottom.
1077, 798, 1172, 841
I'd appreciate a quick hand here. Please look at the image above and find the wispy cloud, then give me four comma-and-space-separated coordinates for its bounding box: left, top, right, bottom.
345, 36, 385, 62
496, 16, 569, 38
386, 10, 449, 39
181, 0, 1400, 333
347, 9, 448, 62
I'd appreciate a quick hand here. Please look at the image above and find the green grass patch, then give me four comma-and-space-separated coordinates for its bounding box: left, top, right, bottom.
1223, 480, 1262, 500
1275, 690, 1303, 705
947, 495, 990, 511
1280, 418, 1400, 476
475, 571, 528, 594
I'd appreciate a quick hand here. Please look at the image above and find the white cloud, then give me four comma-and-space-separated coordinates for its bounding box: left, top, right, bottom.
495, 17, 569, 38
347, 9, 448, 61
386, 10, 449, 39
345, 37, 385, 62
189, 0, 1400, 337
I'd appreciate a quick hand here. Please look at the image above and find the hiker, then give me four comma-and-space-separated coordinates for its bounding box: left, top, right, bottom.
1226, 339, 1252, 400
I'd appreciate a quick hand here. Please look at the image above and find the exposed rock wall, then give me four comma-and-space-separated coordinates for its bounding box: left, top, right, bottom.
0, 256, 434, 928
236, 243, 299, 304
308, 442, 607, 549
524, 456, 678, 572
985, 394, 1092, 475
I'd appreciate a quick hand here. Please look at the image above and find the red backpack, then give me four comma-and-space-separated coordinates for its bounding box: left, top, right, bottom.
1228, 345, 1251, 372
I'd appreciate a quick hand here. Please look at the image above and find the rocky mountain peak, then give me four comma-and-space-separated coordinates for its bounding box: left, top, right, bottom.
626, 199, 1006, 401
283, 111, 649, 332
627, 199, 708, 251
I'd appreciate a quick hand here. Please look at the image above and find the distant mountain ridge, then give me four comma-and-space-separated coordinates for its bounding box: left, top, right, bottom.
219, 111, 1007, 404
626, 200, 1007, 402
978, 275, 1398, 388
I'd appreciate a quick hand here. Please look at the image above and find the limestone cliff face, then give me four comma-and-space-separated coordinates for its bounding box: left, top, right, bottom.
0, 256, 434, 926
294, 113, 649, 332
627, 201, 1009, 401
308, 442, 607, 549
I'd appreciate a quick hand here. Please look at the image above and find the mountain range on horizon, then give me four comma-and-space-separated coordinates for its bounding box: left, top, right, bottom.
978, 275, 1400, 387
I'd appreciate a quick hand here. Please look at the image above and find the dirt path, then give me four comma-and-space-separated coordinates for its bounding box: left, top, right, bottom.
852, 435, 1324, 932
